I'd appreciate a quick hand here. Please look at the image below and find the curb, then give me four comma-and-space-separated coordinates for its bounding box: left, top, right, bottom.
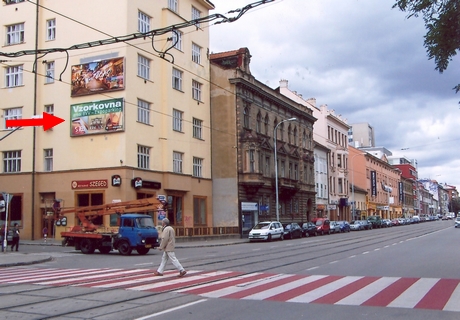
0, 255, 53, 268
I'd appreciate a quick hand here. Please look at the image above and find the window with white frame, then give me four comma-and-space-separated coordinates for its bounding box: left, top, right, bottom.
192, 80, 202, 101
173, 109, 183, 132
193, 157, 203, 177
46, 19, 56, 41
45, 61, 54, 83
171, 30, 183, 50
173, 151, 183, 173
137, 99, 150, 124
172, 68, 182, 90
249, 149, 255, 173
137, 55, 150, 80
5, 65, 23, 87
44, 149, 53, 172
4, 107, 22, 129
168, 0, 178, 12
3, 150, 21, 173
192, 43, 201, 64
137, 145, 150, 169
192, 118, 202, 139
138, 11, 151, 33
44, 104, 54, 115
191, 6, 201, 27
6, 23, 24, 45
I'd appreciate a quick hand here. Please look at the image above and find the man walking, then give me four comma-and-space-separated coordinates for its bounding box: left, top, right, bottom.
11, 223, 20, 251
153, 218, 187, 277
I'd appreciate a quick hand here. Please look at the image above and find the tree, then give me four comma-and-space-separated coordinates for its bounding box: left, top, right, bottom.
393, 1, 460, 99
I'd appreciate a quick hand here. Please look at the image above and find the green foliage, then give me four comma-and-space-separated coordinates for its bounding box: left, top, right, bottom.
393, 0, 460, 97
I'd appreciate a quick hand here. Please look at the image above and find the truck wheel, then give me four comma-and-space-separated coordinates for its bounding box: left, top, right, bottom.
80, 239, 95, 254
99, 247, 111, 254
118, 240, 132, 255
137, 247, 150, 255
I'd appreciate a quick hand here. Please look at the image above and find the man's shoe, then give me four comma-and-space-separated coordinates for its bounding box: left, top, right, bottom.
153, 271, 163, 276
178, 270, 187, 277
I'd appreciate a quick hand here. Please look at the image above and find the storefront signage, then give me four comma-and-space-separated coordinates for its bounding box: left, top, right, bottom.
71, 179, 108, 189
111, 175, 122, 186
70, 98, 124, 136
131, 178, 161, 189
371, 170, 377, 196
241, 202, 258, 211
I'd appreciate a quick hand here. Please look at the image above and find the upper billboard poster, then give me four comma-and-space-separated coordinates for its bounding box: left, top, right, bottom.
71, 57, 124, 97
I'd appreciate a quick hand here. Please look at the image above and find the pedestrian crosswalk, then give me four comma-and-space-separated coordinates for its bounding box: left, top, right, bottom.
0, 267, 459, 312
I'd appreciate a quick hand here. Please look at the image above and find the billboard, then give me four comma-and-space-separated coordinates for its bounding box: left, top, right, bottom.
70, 98, 124, 136
71, 57, 124, 97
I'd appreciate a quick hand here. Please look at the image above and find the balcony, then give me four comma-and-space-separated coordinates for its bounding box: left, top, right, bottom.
239, 172, 265, 195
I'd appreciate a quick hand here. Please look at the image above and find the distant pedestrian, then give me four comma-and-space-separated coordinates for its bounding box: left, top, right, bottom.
11, 223, 20, 251
43, 227, 48, 241
0, 224, 5, 252
153, 218, 187, 278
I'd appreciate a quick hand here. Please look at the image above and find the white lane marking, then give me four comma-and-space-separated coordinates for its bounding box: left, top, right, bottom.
133, 299, 207, 320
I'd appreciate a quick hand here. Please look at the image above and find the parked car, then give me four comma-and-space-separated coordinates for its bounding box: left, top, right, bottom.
330, 221, 341, 234
382, 219, 392, 227
367, 215, 383, 228
391, 219, 400, 226
455, 217, 460, 228
312, 218, 331, 235
283, 222, 303, 239
337, 221, 350, 232
300, 222, 318, 237
248, 221, 284, 242
359, 220, 373, 230
350, 220, 363, 231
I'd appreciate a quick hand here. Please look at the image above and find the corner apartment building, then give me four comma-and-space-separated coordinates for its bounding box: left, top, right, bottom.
0, 0, 215, 240
210, 49, 317, 234
278, 80, 350, 220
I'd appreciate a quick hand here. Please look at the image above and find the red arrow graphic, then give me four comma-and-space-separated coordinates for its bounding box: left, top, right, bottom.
6, 112, 65, 131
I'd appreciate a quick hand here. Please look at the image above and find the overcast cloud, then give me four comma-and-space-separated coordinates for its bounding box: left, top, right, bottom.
209, 0, 460, 188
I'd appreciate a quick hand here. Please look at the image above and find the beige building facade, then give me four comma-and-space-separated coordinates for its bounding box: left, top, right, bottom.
0, 0, 216, 240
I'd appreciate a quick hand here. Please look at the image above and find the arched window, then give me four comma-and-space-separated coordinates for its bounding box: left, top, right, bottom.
288, 125, 292, 144
264, 114, 269, 135
293, 127, 298, 145
243, 107, 250, 128
256, 112, 262, 133
302, 131, 307, 148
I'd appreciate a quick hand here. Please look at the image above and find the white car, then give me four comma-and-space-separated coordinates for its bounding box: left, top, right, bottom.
248, 221, 284, 242
455, 217, 460, 228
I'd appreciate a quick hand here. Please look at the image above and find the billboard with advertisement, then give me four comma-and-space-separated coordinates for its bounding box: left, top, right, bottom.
70, 98, 124, 136
71, 57, 124, 97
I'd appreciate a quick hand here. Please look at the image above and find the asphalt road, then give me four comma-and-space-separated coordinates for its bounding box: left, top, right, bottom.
1, 220, 459, 320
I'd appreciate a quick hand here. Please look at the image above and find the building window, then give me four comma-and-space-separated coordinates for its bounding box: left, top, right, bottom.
137, 145, 150, 169
191, 6, 201, 27
6, 23, 24, 45
192, 43, 201, 64
137, 99, 150, 124
264, 156, 270, 177
193, 196, 206, 225
5, 65, 23, 87
256, 113, 261, 133
248, 149, 255, 173
4, 107, 22, 129
243, 107, 250, 129
44, 149, 53, 172
46, 19, 56, 41
138, 11, 150, 33
44, 104, 54, 115
172, 68, 183, 90
137, 55, 150, 80
337, 154, 342, 168
288, 162, 293, 179
168, 0, 178, 12
3, 150, 21, 173
264, 115, 269, 135
173, 109, 183, 132
193, 157, 203, 177
172, 30, 183, 50
192, 80, 202, 101
45, 61, 54, 84
173, 151, 183, 173
192, 118, 202, 139
280, 160, 285, 178
294, 164, 299, 180
338, 178, 343, 194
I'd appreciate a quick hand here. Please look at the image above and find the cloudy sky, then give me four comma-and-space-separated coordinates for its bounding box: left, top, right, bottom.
208, 0, 460, 189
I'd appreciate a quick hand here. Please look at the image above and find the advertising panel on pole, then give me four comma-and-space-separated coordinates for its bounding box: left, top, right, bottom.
370, 170, 377, 197
71, 57, 124, 97
70, 98, 124, 136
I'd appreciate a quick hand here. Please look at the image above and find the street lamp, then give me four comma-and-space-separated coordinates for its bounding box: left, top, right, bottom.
274, 117, 296, 222
350, 153, 366, 221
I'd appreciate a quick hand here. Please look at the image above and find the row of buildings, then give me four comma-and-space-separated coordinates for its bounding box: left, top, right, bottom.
1, 0, 458, 240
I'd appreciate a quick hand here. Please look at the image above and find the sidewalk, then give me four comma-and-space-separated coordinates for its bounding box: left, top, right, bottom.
0, 237, 249, 268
